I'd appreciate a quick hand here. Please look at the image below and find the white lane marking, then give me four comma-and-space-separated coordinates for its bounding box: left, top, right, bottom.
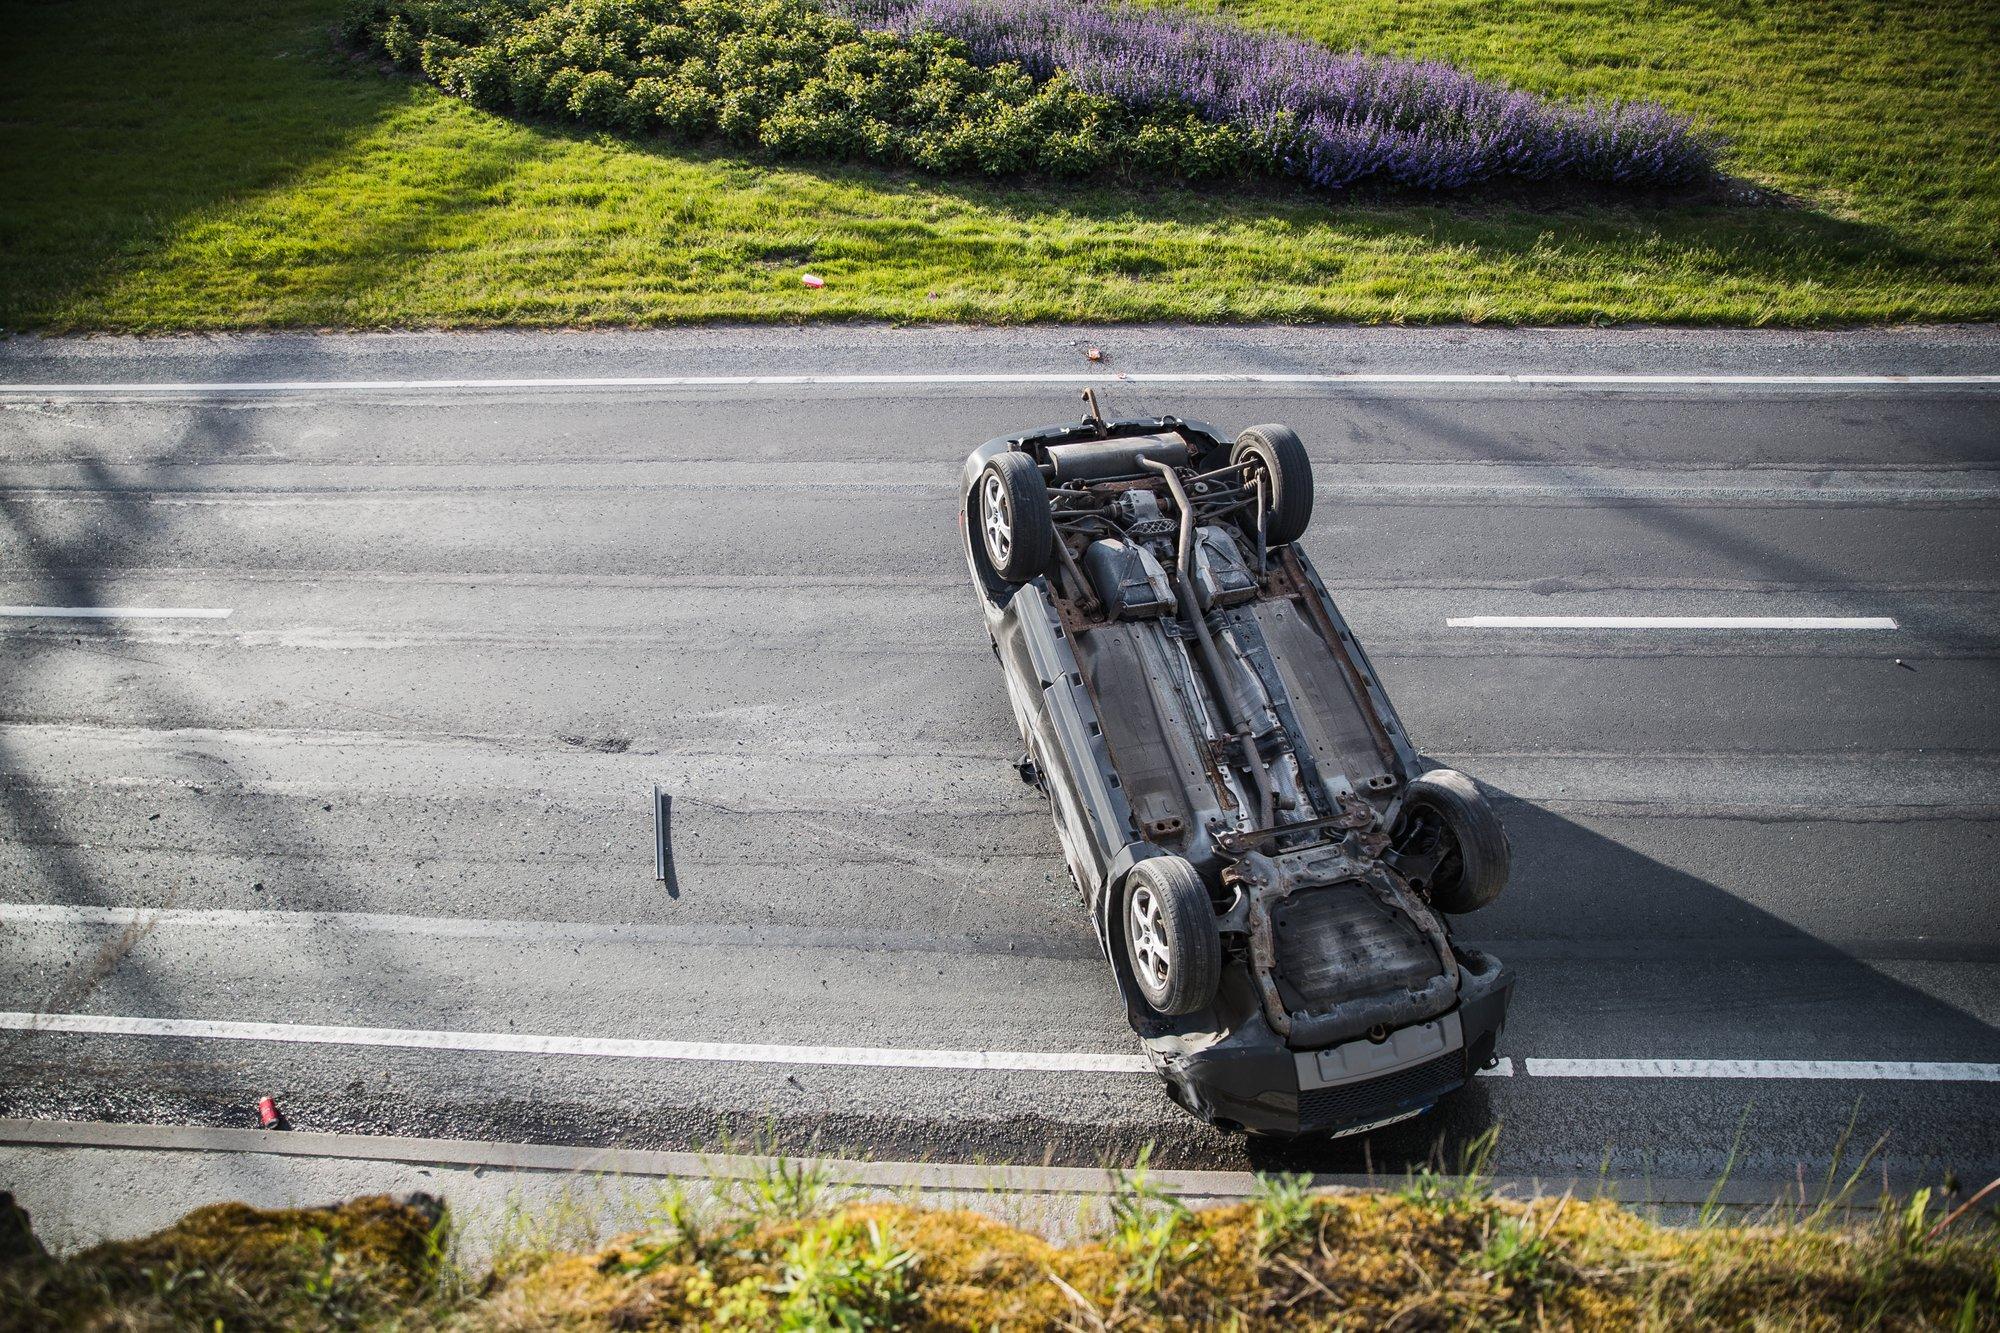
0, 605, 232, 620
0, 903, 1090, 957
2, 372, 1997, 396
1526, 1058, 2000, 1082
0, 1011, 1155, 1074
2, 1011, 1992, 1085
1, 903, 633, 939
1447, 615, 1898, 630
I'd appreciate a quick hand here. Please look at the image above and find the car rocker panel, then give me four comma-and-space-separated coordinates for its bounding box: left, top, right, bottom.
961, 411, 1514, 1137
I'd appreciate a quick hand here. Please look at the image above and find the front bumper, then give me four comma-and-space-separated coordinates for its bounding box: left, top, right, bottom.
1158, 948, 1514, 1138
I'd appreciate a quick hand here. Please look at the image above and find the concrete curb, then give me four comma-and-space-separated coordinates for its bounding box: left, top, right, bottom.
0, 1117, 1797, 1207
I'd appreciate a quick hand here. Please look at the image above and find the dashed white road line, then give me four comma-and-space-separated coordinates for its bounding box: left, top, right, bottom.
1527, 1058, 2000, 1082
2, 372, 1998, 396
0, 605, 232, 620
1447, 615, 1898, 630
3, 1011, 1994, 1084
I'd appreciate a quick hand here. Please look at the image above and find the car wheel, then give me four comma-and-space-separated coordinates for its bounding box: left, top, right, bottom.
1122, 856, 1221, 1016
1399, 769, 1510, 913
1231, 424, 1314, 546
978, 452, 1054, 583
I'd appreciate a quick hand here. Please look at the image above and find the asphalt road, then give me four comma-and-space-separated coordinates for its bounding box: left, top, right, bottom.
2, 326, 1996, 1200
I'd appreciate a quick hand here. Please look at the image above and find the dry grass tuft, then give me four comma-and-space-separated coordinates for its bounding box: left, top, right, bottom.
0, 1193, 447, 1331
3, 1178, 1995, 1330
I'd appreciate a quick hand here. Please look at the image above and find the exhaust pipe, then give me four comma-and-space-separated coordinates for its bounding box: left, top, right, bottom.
1142, 457, 1275, 830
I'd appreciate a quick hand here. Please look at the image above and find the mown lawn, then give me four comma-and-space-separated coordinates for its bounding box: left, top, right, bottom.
1, 0, 1996, 329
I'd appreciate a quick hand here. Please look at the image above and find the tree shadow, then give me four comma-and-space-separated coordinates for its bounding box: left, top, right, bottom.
1305, 390, 2000, 662
599, 130, 1947, 299
1, 433, 211, 1032
0, 344, 410, 1031
0, 0, 420, 326
3, 0, 1964, 329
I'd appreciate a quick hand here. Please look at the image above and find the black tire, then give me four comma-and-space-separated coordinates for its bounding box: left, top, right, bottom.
1122, 856, 1221, 1016
977, 452, 1055, 583
1399, 769, 1510, 913
1232, 424, 1314, 546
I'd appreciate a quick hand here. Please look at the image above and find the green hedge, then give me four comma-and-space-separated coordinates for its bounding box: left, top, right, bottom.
342, 0, 1258, 181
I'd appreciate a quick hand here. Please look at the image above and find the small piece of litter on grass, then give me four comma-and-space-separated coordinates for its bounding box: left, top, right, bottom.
801, 273, 825, 289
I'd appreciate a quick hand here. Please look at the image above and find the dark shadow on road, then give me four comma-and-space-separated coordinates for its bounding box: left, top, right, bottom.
0, 345, 410, 1037
1278, 387, 2000, 681
2, 344, 1994, 1192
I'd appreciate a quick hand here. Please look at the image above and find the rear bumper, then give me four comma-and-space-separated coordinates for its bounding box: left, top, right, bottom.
1158, 949, 1514, 1138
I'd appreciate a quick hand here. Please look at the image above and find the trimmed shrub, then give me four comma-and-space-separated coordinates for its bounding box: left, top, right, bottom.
342, 0, 1716, 192
343, 0, 1259, 182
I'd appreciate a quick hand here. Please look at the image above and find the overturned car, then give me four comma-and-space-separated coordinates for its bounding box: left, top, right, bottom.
960, 407, 1514, 1138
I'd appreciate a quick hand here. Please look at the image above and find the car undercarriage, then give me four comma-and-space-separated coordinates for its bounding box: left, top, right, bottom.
961, 405, 1514, 1137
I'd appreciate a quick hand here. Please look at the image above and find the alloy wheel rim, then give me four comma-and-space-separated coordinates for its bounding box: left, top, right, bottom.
1129, 885, 1169, 993
982, 472, 1012, 563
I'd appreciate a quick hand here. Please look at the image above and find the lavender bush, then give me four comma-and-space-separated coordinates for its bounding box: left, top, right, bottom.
830, 0, 1717, 189
347, 0, 1714, 194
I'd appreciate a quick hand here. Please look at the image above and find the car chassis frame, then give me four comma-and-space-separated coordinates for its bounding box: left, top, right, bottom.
960, 407, 1514, 1138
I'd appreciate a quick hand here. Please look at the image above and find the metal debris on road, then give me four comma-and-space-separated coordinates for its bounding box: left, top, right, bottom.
653, 785, 677, 894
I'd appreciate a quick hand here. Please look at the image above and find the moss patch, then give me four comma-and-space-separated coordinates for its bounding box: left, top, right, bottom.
6, 1183, 1993, 1330
0, 1193, 445, 1331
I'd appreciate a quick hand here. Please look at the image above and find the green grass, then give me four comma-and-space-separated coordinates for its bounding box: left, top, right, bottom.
2, 0, 1997, 329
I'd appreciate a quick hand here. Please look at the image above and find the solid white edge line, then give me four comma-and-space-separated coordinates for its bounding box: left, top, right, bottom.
0, 1011, 1154, 1075
0, 605, 233, 620
1526, 1058, 2000, 1082
0, 902, 754, 941
1446, 615, 1899, 630
5, 1013, 1995, 1084
0, 903, 1070, 954
2, 373, 1998, 395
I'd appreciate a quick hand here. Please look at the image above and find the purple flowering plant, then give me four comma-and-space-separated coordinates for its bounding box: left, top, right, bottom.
831, 0, 1716, 189
346, 0, 1715, 193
